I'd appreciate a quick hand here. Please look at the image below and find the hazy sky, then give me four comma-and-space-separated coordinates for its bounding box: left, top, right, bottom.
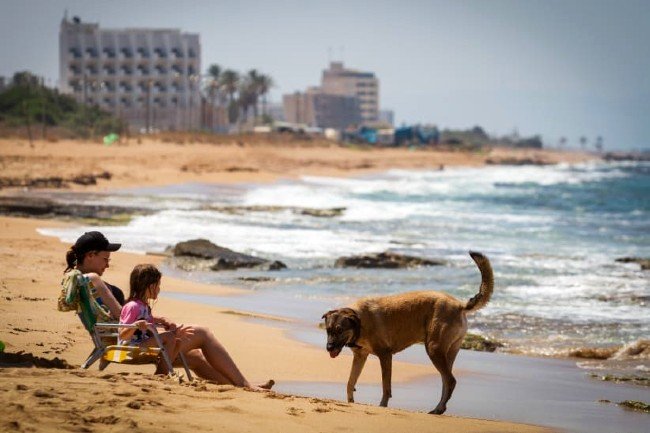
1, 0, 648, 150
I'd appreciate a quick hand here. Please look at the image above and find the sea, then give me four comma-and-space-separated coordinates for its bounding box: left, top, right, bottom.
40, 160, 649, 376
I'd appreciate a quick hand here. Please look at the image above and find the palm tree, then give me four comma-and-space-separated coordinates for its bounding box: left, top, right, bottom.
579, 136, 588, 150
219, 69, 240, 125
257, 73, 274, 118
206, 64, 221, 130
245, 69, 261, 121
237, 77, 257, 126
558, 136, 567, 148
595, 136, 604, 153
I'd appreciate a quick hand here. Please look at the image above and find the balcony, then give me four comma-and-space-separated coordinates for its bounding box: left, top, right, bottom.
120, 48, 134, 59
85, 47, 99, 58
103, 47, 116, 59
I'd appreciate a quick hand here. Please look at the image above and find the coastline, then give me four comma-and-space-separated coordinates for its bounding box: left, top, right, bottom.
1, 139, 645, 432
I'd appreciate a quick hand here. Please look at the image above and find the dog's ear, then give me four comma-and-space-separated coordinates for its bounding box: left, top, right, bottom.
341, 308, 360, 329
321, 309, 338, 320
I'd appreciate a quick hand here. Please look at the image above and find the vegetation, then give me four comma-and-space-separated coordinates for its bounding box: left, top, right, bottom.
202, 64, 274, 128
0, 71, 125, 139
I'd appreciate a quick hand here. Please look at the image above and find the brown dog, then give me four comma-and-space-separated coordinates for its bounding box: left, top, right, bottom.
322, 251, 493, 415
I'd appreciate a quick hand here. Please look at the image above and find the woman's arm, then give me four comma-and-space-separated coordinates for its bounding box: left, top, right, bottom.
86, 273, 122, 319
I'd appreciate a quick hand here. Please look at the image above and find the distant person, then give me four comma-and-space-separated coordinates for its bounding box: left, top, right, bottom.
65, 231, 273, 389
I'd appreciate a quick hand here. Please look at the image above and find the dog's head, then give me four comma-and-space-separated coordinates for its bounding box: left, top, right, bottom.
322, 308, 360, 358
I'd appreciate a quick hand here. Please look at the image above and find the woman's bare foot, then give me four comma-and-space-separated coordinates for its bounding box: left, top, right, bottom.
246, 379, 275, 391
259, 379, 275, 390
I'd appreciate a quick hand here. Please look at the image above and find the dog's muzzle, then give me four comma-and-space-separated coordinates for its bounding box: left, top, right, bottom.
327, 343, 342, 358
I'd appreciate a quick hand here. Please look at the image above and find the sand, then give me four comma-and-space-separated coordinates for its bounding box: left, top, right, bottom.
0, 138, 598, 433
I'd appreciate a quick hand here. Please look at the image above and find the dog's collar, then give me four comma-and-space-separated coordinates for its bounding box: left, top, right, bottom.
345, 318, 362, 349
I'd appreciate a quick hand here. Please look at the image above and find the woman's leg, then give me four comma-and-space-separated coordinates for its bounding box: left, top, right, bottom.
178, 326, 251, 387
180, 349, 230, 383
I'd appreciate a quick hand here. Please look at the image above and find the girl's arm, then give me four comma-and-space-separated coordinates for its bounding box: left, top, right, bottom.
119, 320, 148, 342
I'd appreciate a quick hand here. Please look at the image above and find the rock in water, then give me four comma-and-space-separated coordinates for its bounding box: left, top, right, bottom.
172, 239, 287, 271
334, 251, 445, 268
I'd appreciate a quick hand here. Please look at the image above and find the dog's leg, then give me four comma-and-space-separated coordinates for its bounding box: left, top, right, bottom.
347, 350, 368, 403
426, 342, 456, 415
378, 351, 393, 407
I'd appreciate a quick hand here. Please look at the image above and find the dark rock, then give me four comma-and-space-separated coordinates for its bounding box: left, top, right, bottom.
204, 205, 346, 218
568, 347, 618, 360
0, 195, 149, 222
172, 239, 287, 272
617, 400, 650, 413
604, 152, 650, 162
237, 277, 275, 282
461, 333, 504, 352
299, 207, 345, 217
485, 157, 552, 166
0, 171, 113, 190
616, 257, 650, 270
334, 251, 445, 268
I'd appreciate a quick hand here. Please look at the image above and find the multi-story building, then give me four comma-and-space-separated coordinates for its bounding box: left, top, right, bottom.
283, 87, 361, 129
59, 14, 201, 131
378, 109, 394, 127
320, 62, 379, 124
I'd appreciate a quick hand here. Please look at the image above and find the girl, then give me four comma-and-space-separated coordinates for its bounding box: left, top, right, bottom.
121, 264, 274, 390
119, 264, 182, 375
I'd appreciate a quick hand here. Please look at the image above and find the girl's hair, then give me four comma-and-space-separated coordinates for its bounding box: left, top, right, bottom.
128, 264, 162, 303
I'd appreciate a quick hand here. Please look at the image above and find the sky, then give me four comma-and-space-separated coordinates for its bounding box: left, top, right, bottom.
1, 0, 648, 150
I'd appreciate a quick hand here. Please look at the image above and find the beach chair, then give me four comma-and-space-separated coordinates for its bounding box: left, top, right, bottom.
60, 270, 193, 381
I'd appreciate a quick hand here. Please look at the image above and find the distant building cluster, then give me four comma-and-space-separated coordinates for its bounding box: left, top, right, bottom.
59, 14, 201, 132
283, 62, 390, 130
56, 15, 393, 134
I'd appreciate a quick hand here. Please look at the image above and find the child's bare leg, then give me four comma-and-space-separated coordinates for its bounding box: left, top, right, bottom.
140, 331, 177, 375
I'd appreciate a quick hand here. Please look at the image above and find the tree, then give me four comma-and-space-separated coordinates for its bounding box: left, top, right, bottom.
579, 136, 588, 149
219, 69, 240, 124
558, 136, 567, 148
245, 69, 261, 121
595, 136, 604, 153
205, 64, 221, 130
257, 73, 274, 118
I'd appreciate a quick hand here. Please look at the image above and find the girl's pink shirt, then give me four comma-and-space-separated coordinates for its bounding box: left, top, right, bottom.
119, 299, 154, 325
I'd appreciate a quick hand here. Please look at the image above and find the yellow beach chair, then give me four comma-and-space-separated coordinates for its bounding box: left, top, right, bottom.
59, 270, 193, 380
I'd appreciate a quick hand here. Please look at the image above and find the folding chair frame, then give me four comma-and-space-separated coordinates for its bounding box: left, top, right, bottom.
80, 315, 193, 381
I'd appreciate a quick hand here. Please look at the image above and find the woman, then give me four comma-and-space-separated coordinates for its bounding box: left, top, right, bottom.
65, 231, 273, 389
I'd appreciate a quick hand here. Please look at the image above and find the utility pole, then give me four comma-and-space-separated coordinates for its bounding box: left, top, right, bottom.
82, 73, 88, 127
41, 77, 46, 139
145, 79, 151, 133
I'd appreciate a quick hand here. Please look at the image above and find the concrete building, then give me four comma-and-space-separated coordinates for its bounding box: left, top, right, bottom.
321, 62, 379, 124
59, 14, 201, 131
378, 109, 394, 126
283, 87, 361, 129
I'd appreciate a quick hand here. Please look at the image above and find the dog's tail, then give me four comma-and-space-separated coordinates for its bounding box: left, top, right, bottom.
464, 251, 494, 313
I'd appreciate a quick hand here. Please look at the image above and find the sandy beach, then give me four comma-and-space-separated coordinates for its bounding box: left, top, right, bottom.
3, 138, 646, 433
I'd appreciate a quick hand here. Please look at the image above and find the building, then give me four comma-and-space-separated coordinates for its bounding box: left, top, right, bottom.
264, 102, 286, 122
321, 62, 379, 124
59, 14, 201, 131
283, 87, 361, 129
378, 109, 394, 127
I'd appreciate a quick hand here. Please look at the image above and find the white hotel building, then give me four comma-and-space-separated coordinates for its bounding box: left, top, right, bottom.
59, 15, 201, 131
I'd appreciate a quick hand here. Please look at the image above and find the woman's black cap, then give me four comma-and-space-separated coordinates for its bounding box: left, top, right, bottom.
73, 231, 121, 255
